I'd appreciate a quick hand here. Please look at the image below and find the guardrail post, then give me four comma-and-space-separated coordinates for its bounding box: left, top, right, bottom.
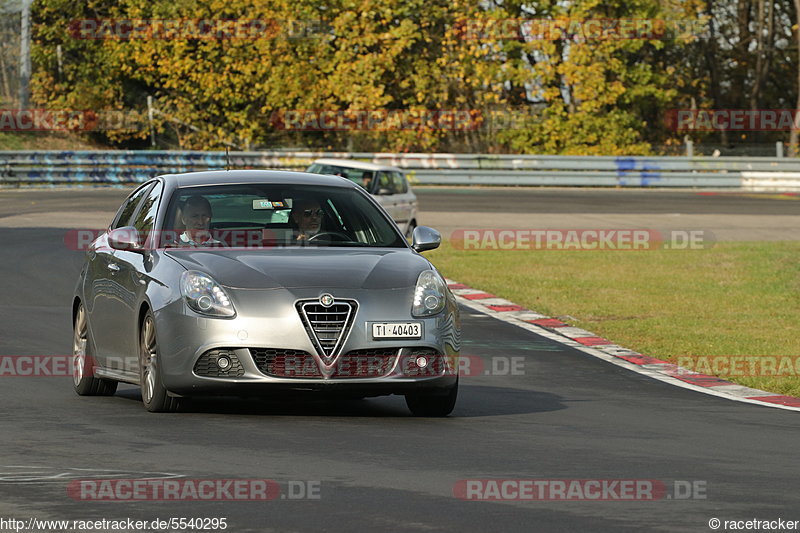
776, 142, 784, 158
685, 139, 694, 157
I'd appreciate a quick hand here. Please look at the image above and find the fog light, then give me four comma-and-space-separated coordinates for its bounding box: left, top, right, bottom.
217, 355, 232, 370
415, 356, 429, 368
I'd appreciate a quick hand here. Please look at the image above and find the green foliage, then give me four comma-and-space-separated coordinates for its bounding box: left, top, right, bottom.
28, 0, 770, 154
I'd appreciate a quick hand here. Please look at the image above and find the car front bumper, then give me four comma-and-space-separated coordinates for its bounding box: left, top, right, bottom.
154, 286, 460, 396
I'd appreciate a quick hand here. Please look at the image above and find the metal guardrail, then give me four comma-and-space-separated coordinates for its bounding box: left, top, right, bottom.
1, 150, 799, 189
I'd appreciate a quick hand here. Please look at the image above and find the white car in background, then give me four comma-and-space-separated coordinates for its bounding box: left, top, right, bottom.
307, 159, 418, 237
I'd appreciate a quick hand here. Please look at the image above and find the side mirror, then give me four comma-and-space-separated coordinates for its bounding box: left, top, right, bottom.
412, 226, 441, 252
108, 226, 142, 252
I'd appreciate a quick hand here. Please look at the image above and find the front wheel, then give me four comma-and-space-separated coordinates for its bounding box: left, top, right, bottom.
139, 310, 179, 412
73, 302, 117, 396
405, 380, 458, 417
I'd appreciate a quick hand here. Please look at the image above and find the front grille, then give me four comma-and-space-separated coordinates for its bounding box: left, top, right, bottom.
332, 348, 399, 378
250, 348, 321, 378
194, 349, 245, 377
297, 300, 357, 360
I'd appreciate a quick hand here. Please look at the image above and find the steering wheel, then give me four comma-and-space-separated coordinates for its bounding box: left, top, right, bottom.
308, 231, 352, 242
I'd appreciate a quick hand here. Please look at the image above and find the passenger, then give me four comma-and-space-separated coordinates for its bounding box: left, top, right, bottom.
178, 195, 221, 246
361, 171, 374, 191
289, 198, 324, 242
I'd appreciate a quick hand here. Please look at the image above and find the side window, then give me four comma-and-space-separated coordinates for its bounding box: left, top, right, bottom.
112, 183, 154, 229
132, 181, 163, 233
375, 172, 394, 194
392, 172, 408, 193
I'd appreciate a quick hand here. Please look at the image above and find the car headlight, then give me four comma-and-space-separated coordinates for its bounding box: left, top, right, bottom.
412, 270, 447, 317
180, 270, 235, 318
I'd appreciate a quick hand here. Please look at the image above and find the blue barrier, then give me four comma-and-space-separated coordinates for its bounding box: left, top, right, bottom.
2, 150, 800, 189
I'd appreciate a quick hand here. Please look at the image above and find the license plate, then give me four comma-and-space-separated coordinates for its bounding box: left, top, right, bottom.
372, 322, 422, 339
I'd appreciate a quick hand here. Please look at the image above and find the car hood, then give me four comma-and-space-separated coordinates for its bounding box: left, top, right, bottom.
164, 248, 432, 290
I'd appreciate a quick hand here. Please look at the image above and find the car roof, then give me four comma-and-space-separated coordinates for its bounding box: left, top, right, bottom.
156, 169, 357, 188
311, 158, 403, 172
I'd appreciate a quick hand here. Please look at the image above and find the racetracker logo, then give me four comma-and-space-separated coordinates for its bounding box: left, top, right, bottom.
397, 354, 526, 378
64, 229, 282, 251
453, 479, 707, 501
270, 109, 483, 131
0, 109, 92, 132
67, 479, 321, 501
666, 109, 800, 131
450, 229, 715, 251
0, 356, 73, 377
271, 109, 537, 131
676, 356, 800, 377
69, 19, 332, 40
454, 18, 708, 41
274, 355, 524, 378
0, 109, 145, 132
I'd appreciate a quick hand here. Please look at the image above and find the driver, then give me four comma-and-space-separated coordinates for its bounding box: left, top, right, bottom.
178, 195, 221, 246
290, 197, 324, 242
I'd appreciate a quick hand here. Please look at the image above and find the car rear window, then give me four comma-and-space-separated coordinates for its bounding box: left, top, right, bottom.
308, 164, 375, 189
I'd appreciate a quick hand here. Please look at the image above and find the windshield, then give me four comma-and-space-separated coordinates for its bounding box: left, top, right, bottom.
161, 184, 406, 249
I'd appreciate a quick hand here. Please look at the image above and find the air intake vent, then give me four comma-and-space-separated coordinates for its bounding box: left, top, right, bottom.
332, 348, 399, 378
194, 349, 245, 377
250, 349, 321, 377
296, 299, 357, 361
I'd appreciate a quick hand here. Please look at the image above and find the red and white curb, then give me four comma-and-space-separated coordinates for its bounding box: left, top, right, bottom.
446, 279, 800, 412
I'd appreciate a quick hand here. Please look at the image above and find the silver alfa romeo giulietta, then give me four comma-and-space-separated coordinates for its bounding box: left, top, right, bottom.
72, 170, 461, 415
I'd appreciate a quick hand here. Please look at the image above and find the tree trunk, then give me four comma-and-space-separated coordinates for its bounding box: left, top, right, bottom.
0, 53, 10, 104
705, 0, 729, 146
750, 0, 765, 111
790, 0, 800, 156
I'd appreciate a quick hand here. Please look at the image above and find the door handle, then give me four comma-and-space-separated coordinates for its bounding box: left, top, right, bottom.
108, 263, 120, 272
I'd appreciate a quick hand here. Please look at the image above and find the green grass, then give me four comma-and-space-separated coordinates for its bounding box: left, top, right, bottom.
427, 240, 800, 397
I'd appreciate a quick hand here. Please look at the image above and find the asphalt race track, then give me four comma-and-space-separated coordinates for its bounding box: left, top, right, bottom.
0, 188, 798, 532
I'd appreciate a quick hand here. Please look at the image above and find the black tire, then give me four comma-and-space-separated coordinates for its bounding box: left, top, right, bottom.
73, 302, 118, 396
139, 310, 179, 413
405, 380, 458, 417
